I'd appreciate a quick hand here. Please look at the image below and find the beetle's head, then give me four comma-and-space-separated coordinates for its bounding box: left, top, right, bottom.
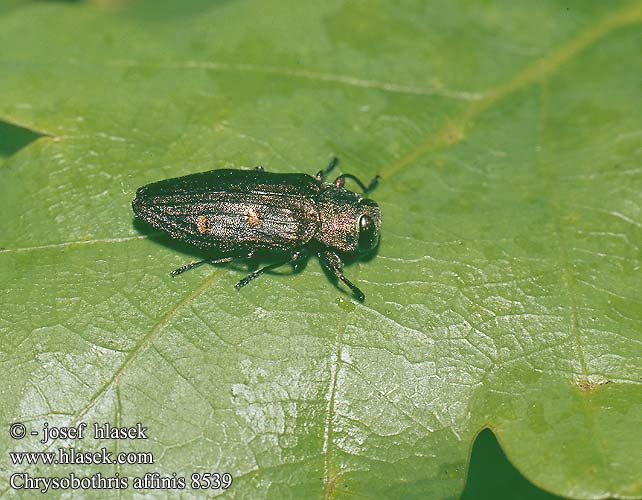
316, 190, 381, 254
355, 198, 381, 254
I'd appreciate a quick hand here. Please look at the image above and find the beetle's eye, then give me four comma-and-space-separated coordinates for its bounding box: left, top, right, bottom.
358, 215, 377, 251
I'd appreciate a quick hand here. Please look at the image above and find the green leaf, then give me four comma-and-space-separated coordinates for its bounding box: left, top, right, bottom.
1, 1, 641, 498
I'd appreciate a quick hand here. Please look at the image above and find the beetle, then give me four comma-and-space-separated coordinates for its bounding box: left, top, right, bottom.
132, 157, 381, 301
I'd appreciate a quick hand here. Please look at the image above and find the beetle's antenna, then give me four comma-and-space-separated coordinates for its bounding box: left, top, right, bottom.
334, 174, 380, 194
316, 157, 339, 182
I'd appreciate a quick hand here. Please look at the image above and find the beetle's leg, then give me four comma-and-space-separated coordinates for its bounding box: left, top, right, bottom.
316, 157, 339, 182
318, 249, 365, 301
170, 256, 235, 277
235, 250, 305, 290
333, 173, 380, 194
171, 250, 256, 277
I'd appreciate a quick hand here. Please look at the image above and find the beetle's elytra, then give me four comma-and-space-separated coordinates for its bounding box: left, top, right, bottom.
132, 158, 381, 301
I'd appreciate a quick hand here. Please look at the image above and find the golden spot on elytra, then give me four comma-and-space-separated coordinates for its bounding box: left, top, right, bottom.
196, 215, 209, 234
247, 210, 261, 227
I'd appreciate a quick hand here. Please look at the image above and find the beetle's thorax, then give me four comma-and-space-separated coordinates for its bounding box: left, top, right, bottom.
314, 184, 381, 253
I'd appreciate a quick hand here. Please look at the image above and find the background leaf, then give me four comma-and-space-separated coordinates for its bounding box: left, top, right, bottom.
1, 1, 641, 498
462, 429, 564, 500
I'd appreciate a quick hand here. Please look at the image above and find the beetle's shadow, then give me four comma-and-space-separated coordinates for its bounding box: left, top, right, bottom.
134, 217, 209, 260
133, 218, 311, 276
